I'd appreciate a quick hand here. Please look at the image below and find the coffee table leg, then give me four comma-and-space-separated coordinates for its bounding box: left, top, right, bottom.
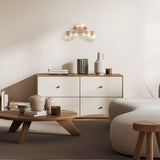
57, 120, 80, 136
19, 121, 31, 144
9, 120, 23, 133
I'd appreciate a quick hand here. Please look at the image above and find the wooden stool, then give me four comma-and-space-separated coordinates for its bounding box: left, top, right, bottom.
133, 121, 160, 160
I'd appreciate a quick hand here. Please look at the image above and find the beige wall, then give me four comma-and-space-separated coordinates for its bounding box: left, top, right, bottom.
0, 0, 160, 101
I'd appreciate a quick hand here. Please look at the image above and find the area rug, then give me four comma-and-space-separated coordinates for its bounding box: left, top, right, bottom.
0, 120, 132, 159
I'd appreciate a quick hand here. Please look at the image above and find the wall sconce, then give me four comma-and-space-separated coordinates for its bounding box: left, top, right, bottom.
64, 23, 96, 41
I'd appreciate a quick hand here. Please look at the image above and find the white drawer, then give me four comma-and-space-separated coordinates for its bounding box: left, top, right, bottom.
80, 98, 113, 117
38, 77, 79, 97
81, 77, 122, 97
54, 98, 79, 116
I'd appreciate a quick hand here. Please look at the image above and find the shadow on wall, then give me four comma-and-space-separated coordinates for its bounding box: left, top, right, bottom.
2, 75, 37, 102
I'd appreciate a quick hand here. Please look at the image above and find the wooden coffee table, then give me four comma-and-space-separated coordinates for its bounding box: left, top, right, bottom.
0, 110, 80, 144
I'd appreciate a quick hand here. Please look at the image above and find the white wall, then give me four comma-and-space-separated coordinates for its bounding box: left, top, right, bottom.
0, 0, 160, 98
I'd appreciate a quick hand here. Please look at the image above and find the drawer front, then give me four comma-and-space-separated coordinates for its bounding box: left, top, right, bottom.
81, 77, 122, 97
54, 98, 79, 115
38, 77, 79, 97
80, 98, 113, 117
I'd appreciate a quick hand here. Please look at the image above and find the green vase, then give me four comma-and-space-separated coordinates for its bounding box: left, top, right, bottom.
77, 59, 88, 74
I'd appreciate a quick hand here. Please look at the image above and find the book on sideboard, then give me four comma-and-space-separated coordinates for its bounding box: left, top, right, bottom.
48, 69, 68, 75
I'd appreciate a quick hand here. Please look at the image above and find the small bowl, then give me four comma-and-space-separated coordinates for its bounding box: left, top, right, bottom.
18, 105, 31, 113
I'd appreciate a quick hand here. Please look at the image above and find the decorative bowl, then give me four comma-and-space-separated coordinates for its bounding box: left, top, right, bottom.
18, 105, 31, 113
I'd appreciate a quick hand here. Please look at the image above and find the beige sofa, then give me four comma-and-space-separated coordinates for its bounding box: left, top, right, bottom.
109, 98, 160, 157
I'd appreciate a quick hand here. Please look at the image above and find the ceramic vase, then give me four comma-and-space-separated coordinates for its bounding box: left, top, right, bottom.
94, 52, 105, 75
45, 97, 55, 114
29, 95, 45, 111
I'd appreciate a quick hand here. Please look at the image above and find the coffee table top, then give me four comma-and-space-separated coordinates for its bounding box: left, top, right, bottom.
0, 110, 77, 121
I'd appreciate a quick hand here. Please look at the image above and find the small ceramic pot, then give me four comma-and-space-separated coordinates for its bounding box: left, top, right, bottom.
45, 97, 55, 114
29, 95, 45, 111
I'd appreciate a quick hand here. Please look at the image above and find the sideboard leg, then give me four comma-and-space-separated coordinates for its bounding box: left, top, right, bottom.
9, 120, 23, 133
18, 121, 31, 144
57, 120, 80, 136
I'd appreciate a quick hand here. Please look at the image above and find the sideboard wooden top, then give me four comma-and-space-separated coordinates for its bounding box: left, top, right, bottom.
36, 73, 123, 77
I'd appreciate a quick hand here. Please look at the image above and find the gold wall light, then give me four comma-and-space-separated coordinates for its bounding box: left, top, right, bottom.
64, 23, 96, 41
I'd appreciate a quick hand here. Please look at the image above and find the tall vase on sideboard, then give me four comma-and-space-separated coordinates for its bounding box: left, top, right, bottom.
94, 52, 105, 75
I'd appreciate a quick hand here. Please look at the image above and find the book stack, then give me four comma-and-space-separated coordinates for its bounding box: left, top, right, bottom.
24, 110, 47, 117
48, 69, 68, 75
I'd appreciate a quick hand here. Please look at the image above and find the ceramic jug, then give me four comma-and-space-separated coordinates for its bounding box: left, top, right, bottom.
94, 52, 105, 75
45, 97, 55, 114
29, 95, 45, 111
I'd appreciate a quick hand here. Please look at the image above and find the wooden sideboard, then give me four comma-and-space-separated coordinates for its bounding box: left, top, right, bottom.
36, 74, 123, 118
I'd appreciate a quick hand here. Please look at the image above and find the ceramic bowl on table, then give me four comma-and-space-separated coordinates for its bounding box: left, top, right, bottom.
18, 105, 31, 113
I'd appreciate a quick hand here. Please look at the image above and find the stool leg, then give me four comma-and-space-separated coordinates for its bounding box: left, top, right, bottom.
133, 132, 145, 160
155, 132, 160, 152
146, 132, 153, 160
